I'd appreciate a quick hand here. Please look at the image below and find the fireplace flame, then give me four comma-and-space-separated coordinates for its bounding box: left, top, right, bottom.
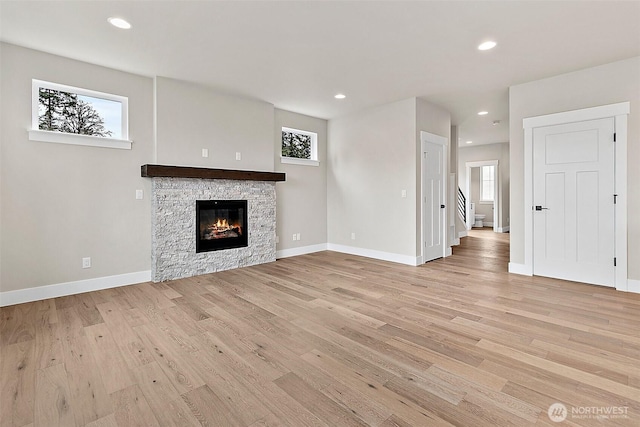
201, 217, 242, 240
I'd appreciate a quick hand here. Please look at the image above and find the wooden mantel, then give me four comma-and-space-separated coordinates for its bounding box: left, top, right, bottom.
141, 164, 285, 182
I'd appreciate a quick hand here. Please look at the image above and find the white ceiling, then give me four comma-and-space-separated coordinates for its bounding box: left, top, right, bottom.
1, 1, 639, 146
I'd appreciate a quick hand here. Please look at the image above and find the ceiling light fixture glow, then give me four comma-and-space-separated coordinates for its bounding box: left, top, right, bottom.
478, 41, 496, 51
466, 141, 473, 144
478, 111, 489, 116
334, 94, 346, 99
108, 17, 132, 29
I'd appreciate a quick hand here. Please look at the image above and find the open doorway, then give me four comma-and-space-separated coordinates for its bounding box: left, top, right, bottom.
465, 160, 498, 233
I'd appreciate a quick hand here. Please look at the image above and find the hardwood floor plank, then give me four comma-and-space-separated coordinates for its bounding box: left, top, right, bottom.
83, 323, 137, 394
0, 340, 35, 427
134, 361, 200, 426
57, 307, 112, 426
132, 323, 205, 395
95, 301, 153, 369
181, 384, 245, 426
0, 304, 36, 346
274, 372, 369, 427
110, 384, 159, 427
83, 414, 118, 427
2, 230, 640, 426
34, 363, 74, 427
33, 301, 63, 370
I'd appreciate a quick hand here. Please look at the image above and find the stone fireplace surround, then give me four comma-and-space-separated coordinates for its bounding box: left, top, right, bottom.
142, 165, 285, 282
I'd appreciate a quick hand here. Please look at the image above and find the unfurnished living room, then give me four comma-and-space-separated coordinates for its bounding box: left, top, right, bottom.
1, 1, 639, 426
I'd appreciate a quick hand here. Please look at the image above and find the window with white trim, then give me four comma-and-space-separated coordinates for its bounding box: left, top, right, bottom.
281, 127, 318, 166
29, 79, 131, 149
480, 165, 495, 203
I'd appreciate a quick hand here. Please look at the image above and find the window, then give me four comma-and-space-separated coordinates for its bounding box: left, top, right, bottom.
281, 127, 319, 166
480, 165, 495, 203
29, 80, 131, 149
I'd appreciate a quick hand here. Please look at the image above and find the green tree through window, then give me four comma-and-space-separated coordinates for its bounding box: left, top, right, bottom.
282, 130, 312, 159
38, 88, 112, 137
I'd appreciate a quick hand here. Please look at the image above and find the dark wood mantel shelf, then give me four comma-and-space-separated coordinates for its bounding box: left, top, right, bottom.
141, 164, 286, 182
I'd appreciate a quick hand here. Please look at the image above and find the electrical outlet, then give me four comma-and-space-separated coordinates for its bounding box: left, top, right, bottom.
82, 257, 91, 269
275, 235, 280, 244
135, 189, 144, 200
235, 152, 241, 161
296, 233, 301, 241
401, 189, 407, 198
202, 148, 209, 158
292, 234, 297, 241
351, 232, 356, 240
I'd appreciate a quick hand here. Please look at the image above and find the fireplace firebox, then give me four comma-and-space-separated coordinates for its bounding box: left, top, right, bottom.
196, 200, 248, 252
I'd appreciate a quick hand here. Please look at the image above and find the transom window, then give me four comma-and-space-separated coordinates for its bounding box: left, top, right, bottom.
29, 80, 131, 149
281, 127, 319, 166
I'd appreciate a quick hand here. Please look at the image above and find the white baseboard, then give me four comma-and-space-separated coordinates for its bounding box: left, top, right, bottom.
497, 226, 510, 233
0, 270, 152, 307
276, 243, 328, 259
625, 279, 640, 294
458, 230, 468, 238
452, 238, 460, 246
327, 243, 421, 266
508, 262, 532, 276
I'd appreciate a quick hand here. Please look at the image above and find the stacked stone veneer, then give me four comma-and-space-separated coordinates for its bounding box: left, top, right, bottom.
151, 177, 276, 281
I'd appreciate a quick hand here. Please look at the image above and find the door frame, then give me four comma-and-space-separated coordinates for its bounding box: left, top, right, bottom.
522, 102, 629, 291
465, 160, 499, 232
420, 131, 449, 263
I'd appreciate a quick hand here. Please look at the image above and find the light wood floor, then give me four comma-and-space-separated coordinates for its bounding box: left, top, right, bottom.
2, 231, 639, 426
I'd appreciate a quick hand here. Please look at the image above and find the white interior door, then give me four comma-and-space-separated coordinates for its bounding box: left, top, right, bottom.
423, 138, 445, 262
533, 118, 615, 286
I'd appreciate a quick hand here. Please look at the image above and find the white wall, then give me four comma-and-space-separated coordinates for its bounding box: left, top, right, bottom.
509, 56, 640, 279
327, 97, 451, 262
274, 109, 327, 254
458, 142, 510, 230
0, 43, 154, 293
155, 77, 275, 171
0, 45, 288, 301
328, 98, 417, 258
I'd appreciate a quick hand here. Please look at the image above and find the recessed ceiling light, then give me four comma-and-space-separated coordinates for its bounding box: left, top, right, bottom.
478, 111, 489, 116
334, 94, 346, 99
108, 17, 132, 29
466, 141, 473, 144
478, 41, 497, 51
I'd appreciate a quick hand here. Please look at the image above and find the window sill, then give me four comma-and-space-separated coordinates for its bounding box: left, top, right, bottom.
28, 129, 132, 150
280, 157, 319, 167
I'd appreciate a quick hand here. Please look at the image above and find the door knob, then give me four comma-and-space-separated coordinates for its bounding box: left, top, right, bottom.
535, 205, 550, 211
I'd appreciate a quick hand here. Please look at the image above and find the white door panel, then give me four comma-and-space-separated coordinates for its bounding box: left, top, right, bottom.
423, 140, 445, 262
533, 118, 615, 286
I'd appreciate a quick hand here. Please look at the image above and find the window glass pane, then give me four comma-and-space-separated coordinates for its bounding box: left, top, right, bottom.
482, 182, 494, 201
38, 88, 120, 138
282, 131, 312, 159
482, 165, 494, 180
481, 165, 495, 201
